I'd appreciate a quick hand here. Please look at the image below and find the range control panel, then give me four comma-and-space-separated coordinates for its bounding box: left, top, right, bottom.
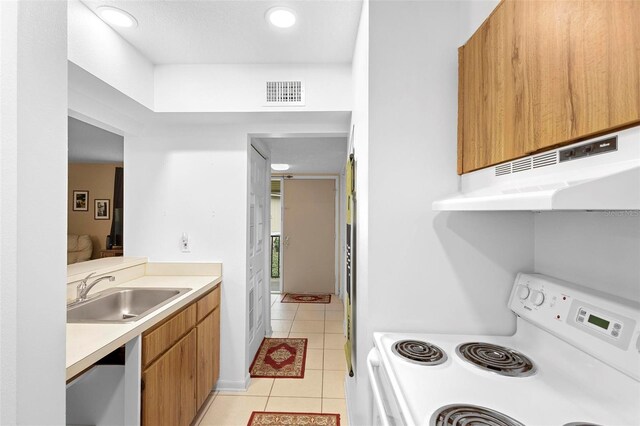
576, 306, 623, 339
509, 273, 640, 380
566, 300, 632, 350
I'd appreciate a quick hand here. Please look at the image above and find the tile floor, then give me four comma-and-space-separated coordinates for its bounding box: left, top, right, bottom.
195, 294, 348, 426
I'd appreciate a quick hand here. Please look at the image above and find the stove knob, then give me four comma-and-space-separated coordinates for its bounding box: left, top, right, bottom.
517, 285, 530, 300
531, 290, 545, 306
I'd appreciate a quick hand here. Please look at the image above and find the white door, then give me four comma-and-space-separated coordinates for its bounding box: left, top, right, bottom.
248, 146, 268, 360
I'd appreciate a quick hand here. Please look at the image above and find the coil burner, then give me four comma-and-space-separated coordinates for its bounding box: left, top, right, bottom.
456, 342, 535, 377
431, 404, 525, 426
392, 340, 447, 366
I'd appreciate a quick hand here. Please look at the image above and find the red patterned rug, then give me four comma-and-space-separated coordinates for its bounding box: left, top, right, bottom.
248, 412, 340, 426
282, 293, 331, 304
250, 338, 308, 378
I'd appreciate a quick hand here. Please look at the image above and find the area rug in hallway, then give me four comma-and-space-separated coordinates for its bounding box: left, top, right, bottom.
250, 338, 308, 378
248, 412, 340, 426
281, 293, 331, 304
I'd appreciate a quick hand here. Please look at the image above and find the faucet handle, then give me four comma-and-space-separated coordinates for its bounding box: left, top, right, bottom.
82, 272, 96, 283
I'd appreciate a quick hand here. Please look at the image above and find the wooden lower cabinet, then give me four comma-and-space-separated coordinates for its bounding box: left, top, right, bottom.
142, 329, 196, 426
141, 285, 221, 426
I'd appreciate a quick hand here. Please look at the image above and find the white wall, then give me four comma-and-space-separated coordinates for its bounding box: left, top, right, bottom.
457, 0, 500, 45
68, 0, 155, 109
154, 64, 352, 112
0, 1, 68, 423
347, 2, 534, 425
125, 119, 347, 390
125, 125, 249, 389
535, 212, 640, 303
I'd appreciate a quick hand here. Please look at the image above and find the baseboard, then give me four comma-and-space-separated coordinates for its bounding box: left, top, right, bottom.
214, 373, 251, 392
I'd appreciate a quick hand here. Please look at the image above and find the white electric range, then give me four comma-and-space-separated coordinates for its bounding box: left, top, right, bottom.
367, 273, 640, 426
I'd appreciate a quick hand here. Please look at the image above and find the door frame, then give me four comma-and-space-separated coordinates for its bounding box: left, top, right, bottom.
280, 175, 341, 296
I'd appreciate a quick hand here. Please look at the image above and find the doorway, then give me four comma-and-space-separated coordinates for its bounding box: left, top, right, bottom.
282, 178, 337, 294
270, 178, 283, 293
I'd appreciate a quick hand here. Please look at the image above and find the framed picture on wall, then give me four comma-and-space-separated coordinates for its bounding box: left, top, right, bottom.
72, 190, 89, 211
94, 199, 110, 220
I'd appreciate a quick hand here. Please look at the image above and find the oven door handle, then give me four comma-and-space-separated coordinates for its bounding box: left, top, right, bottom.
367, 349, 392, 426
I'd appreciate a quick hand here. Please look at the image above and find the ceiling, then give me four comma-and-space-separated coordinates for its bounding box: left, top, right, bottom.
68, 117, 124, 163
80, 0, 363, 64
260, 136, 348, 174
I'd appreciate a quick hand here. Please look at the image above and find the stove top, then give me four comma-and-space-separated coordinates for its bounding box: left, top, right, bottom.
392, 340, 447, 366
431, 404, 524, 426
368, 273, 640, 426
373, 324, 640, 425
455, 342, 535, 377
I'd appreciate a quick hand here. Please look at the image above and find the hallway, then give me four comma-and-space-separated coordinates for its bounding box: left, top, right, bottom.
195, 294, 348, 425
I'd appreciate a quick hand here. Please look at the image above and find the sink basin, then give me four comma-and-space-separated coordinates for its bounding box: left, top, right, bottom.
67, 287, 191, 323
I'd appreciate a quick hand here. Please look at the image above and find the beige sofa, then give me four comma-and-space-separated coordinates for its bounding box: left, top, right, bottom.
67, 234, 93, 264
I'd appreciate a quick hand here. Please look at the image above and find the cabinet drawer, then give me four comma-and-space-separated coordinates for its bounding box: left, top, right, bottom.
143, 304, 196, 367
196, 286, 220, 323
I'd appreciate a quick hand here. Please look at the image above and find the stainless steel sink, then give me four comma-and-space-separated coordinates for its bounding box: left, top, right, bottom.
67, 287, 191, 323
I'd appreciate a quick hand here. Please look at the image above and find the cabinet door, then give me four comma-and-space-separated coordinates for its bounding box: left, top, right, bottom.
459, 0, 640, 173
212, 305, 220, 387
196, 306, 221, 410
196, 311, 215, 409
142, 329, 196, 426
526, 0, 640, 154
460, 1, 531, 173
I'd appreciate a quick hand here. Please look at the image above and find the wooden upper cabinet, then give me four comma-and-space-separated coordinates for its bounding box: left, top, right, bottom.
458, 0, 640, 174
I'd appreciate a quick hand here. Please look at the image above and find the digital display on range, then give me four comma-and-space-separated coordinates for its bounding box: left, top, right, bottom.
588, 314, 610, 330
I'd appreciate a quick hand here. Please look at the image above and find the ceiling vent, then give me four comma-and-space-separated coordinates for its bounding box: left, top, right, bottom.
265, 81, 305, 106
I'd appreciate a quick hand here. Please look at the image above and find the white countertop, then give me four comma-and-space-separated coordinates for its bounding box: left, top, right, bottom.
66, 274, 221, 380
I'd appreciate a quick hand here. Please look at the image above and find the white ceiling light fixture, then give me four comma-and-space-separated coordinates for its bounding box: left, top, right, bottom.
271, 164, 291, 171
96, 6, 138, 28
266, 7, 297, 29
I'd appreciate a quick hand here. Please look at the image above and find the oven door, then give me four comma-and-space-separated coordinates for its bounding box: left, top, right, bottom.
367, 348, 406, 426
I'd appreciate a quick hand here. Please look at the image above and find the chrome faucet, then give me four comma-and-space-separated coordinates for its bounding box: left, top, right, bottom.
76, 272, 115, 302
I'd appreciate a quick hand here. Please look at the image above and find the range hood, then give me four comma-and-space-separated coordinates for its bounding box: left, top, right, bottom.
433, 126, 640, 211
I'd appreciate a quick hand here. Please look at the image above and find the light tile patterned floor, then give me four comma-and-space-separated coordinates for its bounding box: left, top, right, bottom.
195, 294, 348, 426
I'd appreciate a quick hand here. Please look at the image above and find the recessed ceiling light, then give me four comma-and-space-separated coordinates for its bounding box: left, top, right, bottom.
266, 7, 296, 29
96, 6, 138, 28
271, 164, 291, 171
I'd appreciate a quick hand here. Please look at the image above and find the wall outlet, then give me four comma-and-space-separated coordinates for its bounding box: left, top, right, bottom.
181, 233, 190, 253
